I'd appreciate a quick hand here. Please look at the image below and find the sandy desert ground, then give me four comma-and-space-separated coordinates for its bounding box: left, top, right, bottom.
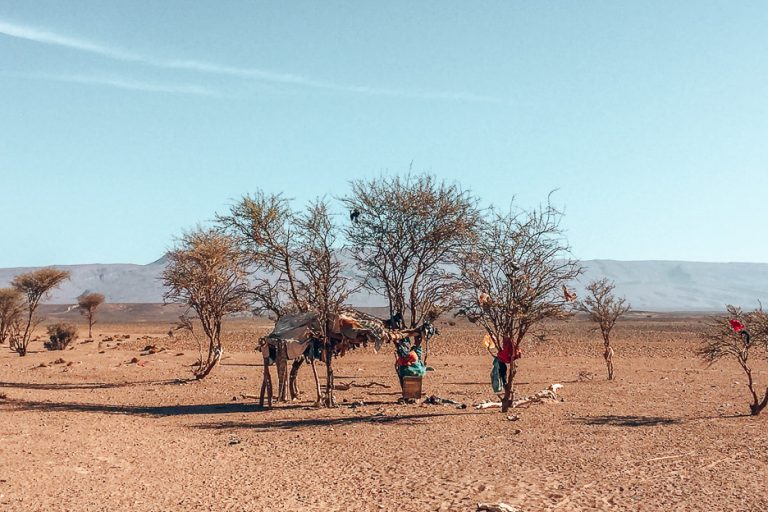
1, 312, 767, 511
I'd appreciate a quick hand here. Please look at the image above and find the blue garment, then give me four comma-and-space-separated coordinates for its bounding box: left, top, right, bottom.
491, 357, 508, 393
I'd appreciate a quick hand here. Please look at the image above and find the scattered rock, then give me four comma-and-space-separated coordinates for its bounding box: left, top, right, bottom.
53, 358, 66, 365
228, 436, 241, 445
506, 415, 520, 421
129, 357, 139, 364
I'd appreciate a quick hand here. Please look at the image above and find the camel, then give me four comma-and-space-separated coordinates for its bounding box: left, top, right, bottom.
257, 308, 435, 406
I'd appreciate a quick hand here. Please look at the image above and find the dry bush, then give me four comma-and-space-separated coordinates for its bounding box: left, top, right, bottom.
343, 173, 480, 330
577, 278, 630, 380
162, 228, 249, 379
0, 288, 24, 345
699, 305, 768, 416
294, 199, 355, 406
77, 292, 105, 338
11, 268, 70, 356
457, 199, 582, 412
217, 190, 307, 319
45, 323, 78, 350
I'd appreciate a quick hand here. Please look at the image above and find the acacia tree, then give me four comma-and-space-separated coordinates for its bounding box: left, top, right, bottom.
0, 288, 24, 345
162, 228, 249, 379
577, 278, 630, 380
699, 305, 768, 416
11, 268, 70, 356
343, 174, 479, 328
78, 292, 105, 338
217, 190, 307, 319
295, 199, 354, 406
457, 202, 582, 412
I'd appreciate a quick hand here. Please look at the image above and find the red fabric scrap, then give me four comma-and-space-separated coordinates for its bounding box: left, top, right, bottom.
730, 319, 745, 333
497, 337, 522, 363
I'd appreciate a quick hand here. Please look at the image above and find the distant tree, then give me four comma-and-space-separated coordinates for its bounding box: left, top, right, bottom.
699, 305, 768, 416
44, 322, 78, 350
0, 288, 24, 345
577, 278, 630, 380
457, 201, 582, 412
78, 292, 105, 338
162, 228, 250, 379
294, 199, 355, 406
343, 174, 480, 329
11, 268, 70, 356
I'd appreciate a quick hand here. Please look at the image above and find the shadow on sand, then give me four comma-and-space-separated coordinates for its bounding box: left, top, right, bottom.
192, 410, 485, 432
0, 378, 190, 391
0, 397, 293, 417
571, 415, 683, 427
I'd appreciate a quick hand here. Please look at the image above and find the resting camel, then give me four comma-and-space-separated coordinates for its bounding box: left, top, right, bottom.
257, 308, 434, 406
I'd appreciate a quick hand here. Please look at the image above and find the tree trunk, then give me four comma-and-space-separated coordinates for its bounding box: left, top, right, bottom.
194, 340, 222, 380
324, 339, 334, 407
88, 316, 93, 338
310, 357, 322, 407
289, 358, 303, 400
750, 387, 768, 416
500, 360, 517, 412
604, 343, 614, 380
276, 340, 288, 401
259, 356, 274, 407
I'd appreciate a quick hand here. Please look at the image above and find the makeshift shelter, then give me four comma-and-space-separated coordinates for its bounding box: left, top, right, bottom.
257, 308, 434, 406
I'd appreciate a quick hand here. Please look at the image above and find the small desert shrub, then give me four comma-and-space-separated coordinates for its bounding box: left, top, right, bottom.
699, 305, 768, 416
45, 323, 78, 350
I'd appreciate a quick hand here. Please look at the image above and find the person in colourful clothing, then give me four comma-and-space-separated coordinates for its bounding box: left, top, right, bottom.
395, 335, 427, 387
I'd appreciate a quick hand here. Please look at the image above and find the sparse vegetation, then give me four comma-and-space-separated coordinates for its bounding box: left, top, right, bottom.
456, 200, 582, 412
294, 199, 355, 406
0, 287, 24, 346
44, 322, 78, 350
577, 278, 630, 380
343, 174, 480, 330
217, 190, 307, 320
699, 305, 768, 416
10, 268, 70, 356
162, 228, 250, 379
78, 292, 105, 338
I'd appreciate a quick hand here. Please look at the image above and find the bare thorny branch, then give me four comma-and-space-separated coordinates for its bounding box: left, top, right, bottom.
343, 173, 479, 327
162, 228, 250, 379
698, 305, 768, 415
455, 200, 582, 411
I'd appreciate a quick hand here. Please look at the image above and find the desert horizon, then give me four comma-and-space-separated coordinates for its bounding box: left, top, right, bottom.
4, 2, 767, 511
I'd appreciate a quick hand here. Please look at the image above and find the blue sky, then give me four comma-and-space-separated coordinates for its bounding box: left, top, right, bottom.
1, 1, 767, 267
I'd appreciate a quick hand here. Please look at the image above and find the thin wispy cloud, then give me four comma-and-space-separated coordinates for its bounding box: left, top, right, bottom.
0, 19, 142, 62
25, 72, 223, 97
0, 18, 505, 104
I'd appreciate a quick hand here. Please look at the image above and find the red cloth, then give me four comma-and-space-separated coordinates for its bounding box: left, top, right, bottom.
397, 351, 418, 368
497, 337, 522, 363
730, 319, 745, 333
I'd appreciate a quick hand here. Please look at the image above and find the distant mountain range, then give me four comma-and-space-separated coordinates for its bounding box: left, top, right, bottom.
1, 257, 766, 312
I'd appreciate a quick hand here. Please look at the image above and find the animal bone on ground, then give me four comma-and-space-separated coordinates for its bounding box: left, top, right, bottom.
477, 503, 522, 512
475, 383, 563, 410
